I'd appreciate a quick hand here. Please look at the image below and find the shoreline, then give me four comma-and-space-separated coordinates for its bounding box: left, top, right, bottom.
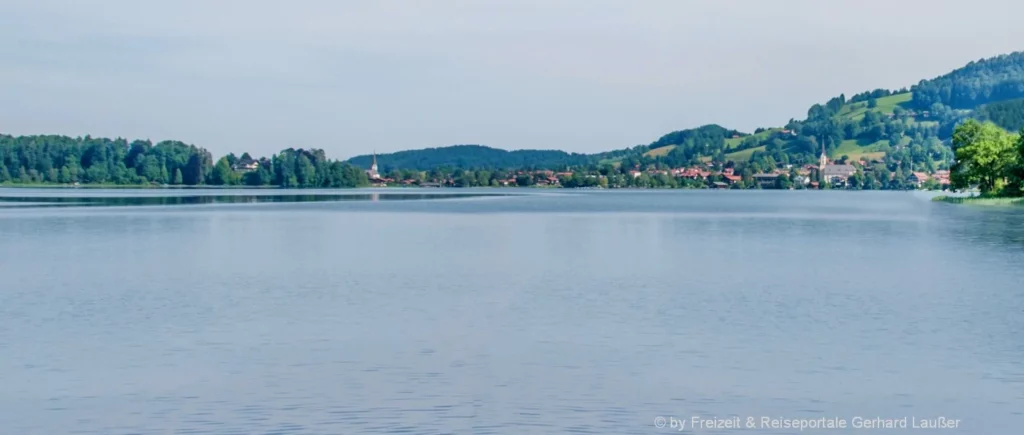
932, 195, 1024, 206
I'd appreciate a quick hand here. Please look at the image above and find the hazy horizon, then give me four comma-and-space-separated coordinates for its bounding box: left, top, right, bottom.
2, 0, 1023, 159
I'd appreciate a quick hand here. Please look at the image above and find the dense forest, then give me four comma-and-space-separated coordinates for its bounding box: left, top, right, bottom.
975, 99, 1024, 132
0, 135, 368, 187
911, 52, 1024, 109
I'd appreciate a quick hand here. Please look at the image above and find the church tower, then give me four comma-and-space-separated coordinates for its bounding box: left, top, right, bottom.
818, 139, 828, 186
818, 140, 828, 170
367, 151, 380, 179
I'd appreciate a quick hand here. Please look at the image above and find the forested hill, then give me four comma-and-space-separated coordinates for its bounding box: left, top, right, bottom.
347, 144, 637, 172
911, 52, 1024, 109
347, 126, 740, 172
348, 51, 1024, 172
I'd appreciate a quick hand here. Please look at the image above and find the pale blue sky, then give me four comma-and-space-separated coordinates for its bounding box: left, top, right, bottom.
2, 0, 1022, 158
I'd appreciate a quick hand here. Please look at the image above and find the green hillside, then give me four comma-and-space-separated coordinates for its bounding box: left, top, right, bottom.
833, 138, 905, 162
345, 51, 1024, 172
643, 145, 676, 158
725, 128, 780, 149
725, 145, 765, 162
837, 92, 912, 121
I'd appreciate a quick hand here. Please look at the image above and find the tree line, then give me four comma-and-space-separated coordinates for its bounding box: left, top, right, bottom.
0, 134, 368, 188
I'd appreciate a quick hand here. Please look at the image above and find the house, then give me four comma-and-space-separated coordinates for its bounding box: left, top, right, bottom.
628, 170, 642, 178
232, 158, 259, 173
792, 174, 811, 186
722, 174, 742, 184
712, 181, 729, 189
752, 173, 779, 188
674, 168, 706, 180
909, 172, 931, 187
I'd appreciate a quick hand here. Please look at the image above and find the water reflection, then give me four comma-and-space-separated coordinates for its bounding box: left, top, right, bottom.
0, 192, 504, 208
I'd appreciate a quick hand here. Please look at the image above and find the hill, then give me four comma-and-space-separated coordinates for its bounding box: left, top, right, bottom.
339, 51, 1024, 173
347, 144, 636, 172
911, 52, 1024, 109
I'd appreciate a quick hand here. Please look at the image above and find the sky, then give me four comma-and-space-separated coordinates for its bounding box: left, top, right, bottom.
2, 0, 1023, 159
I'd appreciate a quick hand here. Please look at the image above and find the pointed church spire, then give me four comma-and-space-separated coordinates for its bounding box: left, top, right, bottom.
819, 136, 829, 187
367, 150, 380, 179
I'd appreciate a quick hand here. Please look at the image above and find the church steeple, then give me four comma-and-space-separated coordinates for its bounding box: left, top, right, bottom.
818, 137, 829, 187
367, 151, 380, 179
819, 139, 828, 168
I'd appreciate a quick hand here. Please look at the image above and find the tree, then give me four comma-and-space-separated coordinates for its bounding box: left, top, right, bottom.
172, 168, 184, 185
950, 120, 1017, 194
775, 174, 793, 189
1007, 130, 1024, 195
209, 157, 235, 185
295, 154, 316, 187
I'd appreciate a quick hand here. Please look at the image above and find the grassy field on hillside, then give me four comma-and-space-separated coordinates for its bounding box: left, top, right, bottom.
643, 145, 677, 158
725, 128, 780, 149
874, 92, 912, 112
834, 139, 887, 161
833, 136, 909, 161
838, 92, 913, 121
725, 145, 765, 162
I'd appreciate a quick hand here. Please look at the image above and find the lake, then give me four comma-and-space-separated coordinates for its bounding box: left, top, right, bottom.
1, 188, 1022, 434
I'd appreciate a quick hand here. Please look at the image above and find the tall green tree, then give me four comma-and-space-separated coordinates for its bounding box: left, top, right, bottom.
209, 157, 235, 185
950, 120, 1017, 194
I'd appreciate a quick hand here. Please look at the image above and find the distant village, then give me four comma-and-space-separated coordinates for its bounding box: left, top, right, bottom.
353, 150, 952, 190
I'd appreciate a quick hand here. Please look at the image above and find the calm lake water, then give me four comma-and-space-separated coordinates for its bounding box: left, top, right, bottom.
1, 188, 1022, 434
